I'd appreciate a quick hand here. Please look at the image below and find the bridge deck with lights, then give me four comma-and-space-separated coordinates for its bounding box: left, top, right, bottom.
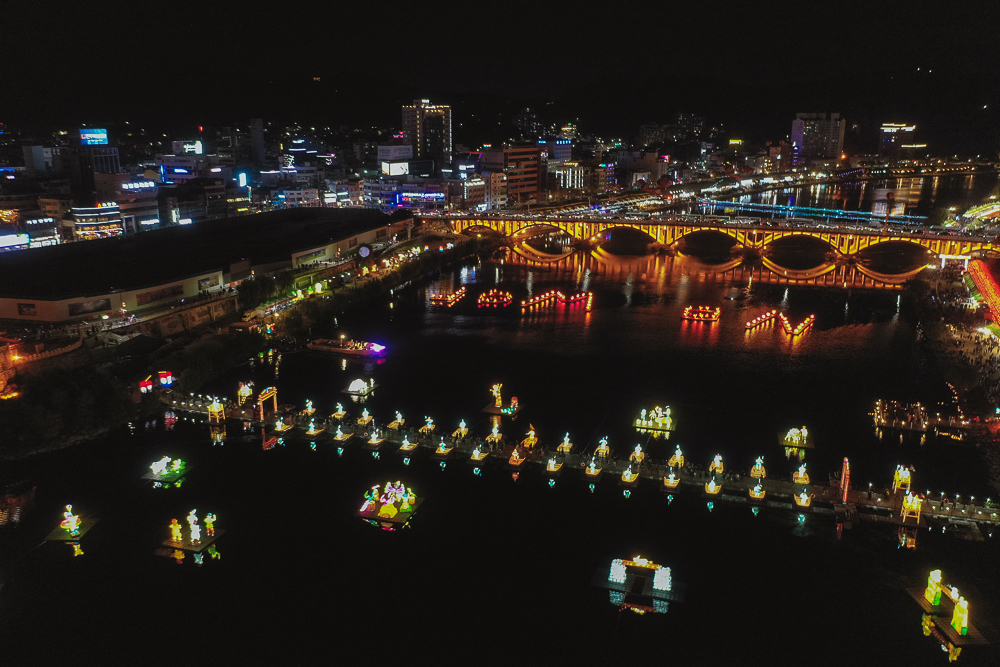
440, 214, 1000, 259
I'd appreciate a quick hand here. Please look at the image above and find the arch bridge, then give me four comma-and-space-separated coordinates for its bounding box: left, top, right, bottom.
447, 215, 1000, 259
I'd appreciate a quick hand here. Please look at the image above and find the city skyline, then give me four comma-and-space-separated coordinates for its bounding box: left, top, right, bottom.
1, 3, 997, 155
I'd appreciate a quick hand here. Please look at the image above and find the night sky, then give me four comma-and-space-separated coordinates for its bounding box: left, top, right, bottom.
3, 2, 998, 153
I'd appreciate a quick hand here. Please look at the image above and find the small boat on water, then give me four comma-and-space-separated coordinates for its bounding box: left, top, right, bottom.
307, 338, 386, 357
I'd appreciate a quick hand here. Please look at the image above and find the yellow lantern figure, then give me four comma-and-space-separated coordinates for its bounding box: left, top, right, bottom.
204, 513, 217, 537
750, 456, 766, 478
668, 445, 684, 468
901, 493, 923, 523
709, 454, 723, 474
169, 518, 183, 542
951, 597, 969, 636
492, 383, 503, 408
71, 542, 84, 557
924, 570, 942, 606
892, 465, 912, 493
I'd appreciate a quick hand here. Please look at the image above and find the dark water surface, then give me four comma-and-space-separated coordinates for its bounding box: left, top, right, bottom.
2, 251, 998, 664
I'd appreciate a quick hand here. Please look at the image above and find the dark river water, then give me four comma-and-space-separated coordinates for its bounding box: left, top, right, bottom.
2, 249, 998, 663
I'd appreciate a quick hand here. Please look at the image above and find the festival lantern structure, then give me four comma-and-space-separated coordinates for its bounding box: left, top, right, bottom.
388, 412, 405, 430
357, 482, 421, 531
901, 492, 924, 523
399, 435, 418, 452
667, 445, 685, 469
273, 418, 292, 433
750, 456, 766, 479
509, 446, 526, 467
594, 556, 683, 615
485, 424, 502, 444
237, 382, 253, 405
634, 406, 673, 436
682, 305, 720, 322
256, 386, 278, 421
893, 464, 912, 494
792, 463, 810, 485
432, 436, 454, 459
158, 370, 173, 387
749, 481, 766, 500
429, 286, 467, 307
470, 445, 489, 462
709, 454, 724, 474
164, 509, 221, 551
332, 425, 352, 442
357, 408, 372, 426
365, 428, 385, 449
663, 470, 680, 489
343, 378, 377, 400
745, 310, 779, 330
557, 432, 573, 454
705, 478, 721, 495
477, 289, 513, 307
621, 464, 640, 486
778, 313, 816, 336
331, 402, 347, 420
452, 419, 468, 438
139, 375, 154, 393
207, 398, 225, 424
794, 487, 812, 508
305, 419, 325, 437
144, 457, 187, 487
521, 426, 538, 449
585, 457, 603, 479
629, 444, 645, 465
594, 436, 611, 458
546, 457, 563, 474
419, 416, 436, 434
302, 400, 316, 417
519, 289, 593, 312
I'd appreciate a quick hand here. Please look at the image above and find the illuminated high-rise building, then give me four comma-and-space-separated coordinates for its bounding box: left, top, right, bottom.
879, 123, 916, 158
790, 112, 845, 165
402, 99, 452, 168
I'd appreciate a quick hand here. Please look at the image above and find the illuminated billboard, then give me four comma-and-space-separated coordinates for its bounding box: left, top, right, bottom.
382, 161, 409, 176
80, 129, 108, 145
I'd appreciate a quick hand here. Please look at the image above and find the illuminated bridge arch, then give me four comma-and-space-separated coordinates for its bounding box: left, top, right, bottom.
446, 216, 1000, 259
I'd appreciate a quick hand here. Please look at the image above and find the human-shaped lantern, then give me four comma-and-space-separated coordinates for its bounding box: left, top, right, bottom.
61, 505, 81, 536
564, 433, 571, 446
187, 510, 201, 544
395, 411, 402, 423
309, 419, 316, 432
335, 425, 343, 438
438, 437, 447, 452
492, 383, 503, 408
306, 400, 313, 411
401, 435, 410, 447
492, 425, 499, 439
362, 408, 369, 420
335, 402, 343, 413
204, 513, 217, 537
459, 419, 467, 430
169, 518, 183, 542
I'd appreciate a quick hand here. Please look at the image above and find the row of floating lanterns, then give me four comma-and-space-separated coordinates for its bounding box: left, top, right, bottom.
779, 313, 816, 336
477, 289, 513, 307
520, 290, 594, 312
745, 310, 778, 329
428, 286, 467, 306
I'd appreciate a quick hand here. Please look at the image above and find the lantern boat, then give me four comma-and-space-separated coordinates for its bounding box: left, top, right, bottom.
307, 338, 387, 357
